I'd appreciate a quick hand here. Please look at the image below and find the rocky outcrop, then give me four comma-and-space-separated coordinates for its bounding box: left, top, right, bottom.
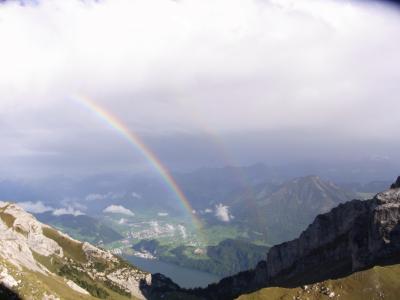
0, 203, 63, 273
391, 176, 400, 189
0, 201, 150, 300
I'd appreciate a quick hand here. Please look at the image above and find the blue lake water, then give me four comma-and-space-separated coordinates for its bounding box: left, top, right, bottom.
124, 255, 221, 288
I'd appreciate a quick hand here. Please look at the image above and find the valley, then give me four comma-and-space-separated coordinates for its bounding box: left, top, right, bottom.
28, 173, 385, 282
1, 159, 398, 298
0, 176, 399, 300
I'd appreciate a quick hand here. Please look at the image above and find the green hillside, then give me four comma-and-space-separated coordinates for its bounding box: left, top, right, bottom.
133, 238, 268, 276
238, 264, 400, 300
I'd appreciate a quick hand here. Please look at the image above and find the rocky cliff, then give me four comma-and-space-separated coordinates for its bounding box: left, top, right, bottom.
0, 202, 151, 300
141, 177, 400, 299
391, 176, 400, 189
266, 183, 400, 285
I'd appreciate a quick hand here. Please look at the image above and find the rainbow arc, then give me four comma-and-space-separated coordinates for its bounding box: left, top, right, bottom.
73, 95, 205, 243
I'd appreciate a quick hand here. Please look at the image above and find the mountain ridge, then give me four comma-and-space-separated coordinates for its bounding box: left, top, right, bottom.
0, 201, 151, 300
140, 177, 400, 299
227, 175, 355, 244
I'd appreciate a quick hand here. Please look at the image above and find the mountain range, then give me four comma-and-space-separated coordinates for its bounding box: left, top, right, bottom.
140, 176, 400, 299
224, 175, 356, 243
27, 175, 362, 277
1, 177, 399, 299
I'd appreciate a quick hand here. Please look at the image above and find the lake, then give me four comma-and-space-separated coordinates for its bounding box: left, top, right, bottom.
124, 255, 221, 288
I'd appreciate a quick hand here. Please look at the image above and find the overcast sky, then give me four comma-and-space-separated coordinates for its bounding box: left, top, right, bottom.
0, 0, 400, 179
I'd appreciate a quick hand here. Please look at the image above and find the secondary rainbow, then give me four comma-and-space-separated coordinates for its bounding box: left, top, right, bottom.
73, 95, 204, 235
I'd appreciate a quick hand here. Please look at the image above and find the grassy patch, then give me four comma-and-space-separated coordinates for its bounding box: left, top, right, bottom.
59, 265, 109, 299
0, 257, 96, 300
32, 251, 63, 274
0, 211, 16, 228
238, 264, 400, 300
42, 227, 88, 263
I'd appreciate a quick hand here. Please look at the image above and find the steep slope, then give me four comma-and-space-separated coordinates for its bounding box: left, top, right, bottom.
0, 202, 151, 300
140, 177, 400, 300
265, 181, 400, 285
238, 263, 400, 300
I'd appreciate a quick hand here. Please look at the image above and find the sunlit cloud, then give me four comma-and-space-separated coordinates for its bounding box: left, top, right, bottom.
103, 204, 135, 216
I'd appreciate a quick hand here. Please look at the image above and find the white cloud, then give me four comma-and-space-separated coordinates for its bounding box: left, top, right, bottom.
0, 0, 399, 177
158, 212, 168, 217
52, 206, 85, 216
18, 201, 53, 214
17, 200, 85, 216
204, 208, 212, 213
61, 197, 87, 211
103, 204, 134, 216
131, 192, 142, 199
85, 192, 125, 202
214, 203, 233, 222
0, 0, 399, 135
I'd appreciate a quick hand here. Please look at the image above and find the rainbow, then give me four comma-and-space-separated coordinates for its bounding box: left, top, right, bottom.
175, 99, 264, 227
73, 95, 204, 240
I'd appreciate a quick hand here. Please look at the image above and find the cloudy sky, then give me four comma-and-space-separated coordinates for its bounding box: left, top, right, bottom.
0, 0, 400, 179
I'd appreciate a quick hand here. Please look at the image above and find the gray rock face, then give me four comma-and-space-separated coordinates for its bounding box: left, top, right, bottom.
0, 202, 150, 300
266, 185, 400, 285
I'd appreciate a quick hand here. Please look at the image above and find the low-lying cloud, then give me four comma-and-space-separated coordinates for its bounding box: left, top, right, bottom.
18, 201, 85, 216
103, 205, 135, 216
18, 201, 53, 214
52, 206, 85, 216
214, 203, 233, 222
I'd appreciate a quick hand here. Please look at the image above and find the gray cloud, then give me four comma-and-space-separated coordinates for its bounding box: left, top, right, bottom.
0, 0, 399, 179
